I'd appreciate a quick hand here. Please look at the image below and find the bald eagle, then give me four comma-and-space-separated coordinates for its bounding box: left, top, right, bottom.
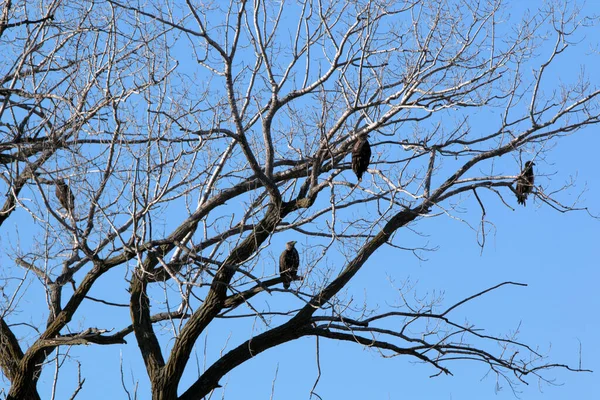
352, 135, 371, 183
279, 241, 299, 290
516, 161, 535, 206
55, 179, 75, 214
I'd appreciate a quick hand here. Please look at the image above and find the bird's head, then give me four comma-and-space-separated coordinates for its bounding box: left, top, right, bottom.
525, 161, 535, 168
286, 241, 297, 249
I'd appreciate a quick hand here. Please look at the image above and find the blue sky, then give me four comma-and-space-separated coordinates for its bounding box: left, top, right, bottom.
2, 1, 600, 399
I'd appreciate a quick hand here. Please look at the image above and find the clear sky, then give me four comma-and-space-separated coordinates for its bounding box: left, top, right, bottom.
2, 1, 599, 399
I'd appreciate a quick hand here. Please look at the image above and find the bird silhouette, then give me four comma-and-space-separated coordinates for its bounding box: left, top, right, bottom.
55, 179, 75, 214
279, 241, 299, 290
516, 161, 535, 206
351, 135, 371, 184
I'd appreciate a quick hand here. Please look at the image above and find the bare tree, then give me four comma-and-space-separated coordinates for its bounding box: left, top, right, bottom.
0, 0, 598, 398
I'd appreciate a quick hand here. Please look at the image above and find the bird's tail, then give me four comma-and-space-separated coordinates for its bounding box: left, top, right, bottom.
283, 282, 290, 290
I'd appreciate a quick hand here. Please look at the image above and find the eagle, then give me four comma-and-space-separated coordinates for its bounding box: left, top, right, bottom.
279, 241, 299, 290
515, 161, 535, 206
351, 135, 371, 183
55, 179, 75, 214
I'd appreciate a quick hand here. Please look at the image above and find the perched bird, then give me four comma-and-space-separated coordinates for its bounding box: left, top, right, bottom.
515, 161, 535, 206
279, 241, 299, 290
351, 135, 371, 183
55, 179, 75, 214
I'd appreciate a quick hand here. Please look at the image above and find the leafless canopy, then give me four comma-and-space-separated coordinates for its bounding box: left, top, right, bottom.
0, 0, 598, 398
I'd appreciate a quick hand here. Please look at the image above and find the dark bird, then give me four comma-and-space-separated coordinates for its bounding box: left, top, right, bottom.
279, 241, 299, 290
515, 161, 535, 206
351, 135, 371, 183
55, 179, 75, 214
